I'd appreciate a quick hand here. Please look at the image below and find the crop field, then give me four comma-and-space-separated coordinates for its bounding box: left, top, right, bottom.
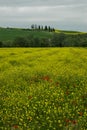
0, 28, 53, 42
0, 27, 85, 42
0, 48, 87, 130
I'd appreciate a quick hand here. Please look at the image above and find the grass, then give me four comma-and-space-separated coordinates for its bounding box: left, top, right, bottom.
0, 47, 87, 130
0, 28, 53, 42
0, 27, 86, 42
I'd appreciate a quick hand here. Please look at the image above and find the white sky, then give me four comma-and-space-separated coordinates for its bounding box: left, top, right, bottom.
0, 0, 87, 32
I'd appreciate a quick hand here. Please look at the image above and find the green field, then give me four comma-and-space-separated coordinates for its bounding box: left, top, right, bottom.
0, 27, 86, 42
0, 48, 87, 129
0, 28, 53, 42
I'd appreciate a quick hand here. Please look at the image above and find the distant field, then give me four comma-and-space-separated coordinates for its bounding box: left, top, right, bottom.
0, 28, 53, 42
55, 29, 86, 34
0, 27, 86, 42
0, 48, 87, 129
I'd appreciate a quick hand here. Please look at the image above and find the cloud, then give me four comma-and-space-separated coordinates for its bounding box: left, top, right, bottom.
0, 5, 86, 22
0, 0, 87, 7
0, 0, 87, 32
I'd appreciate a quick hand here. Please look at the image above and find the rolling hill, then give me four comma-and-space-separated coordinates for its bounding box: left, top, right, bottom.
0, 27, 86, 42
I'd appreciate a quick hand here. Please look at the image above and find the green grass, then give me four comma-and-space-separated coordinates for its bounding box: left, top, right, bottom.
0, 27, 86, 43
0, 28, 53, 42
0, 48, 87, 130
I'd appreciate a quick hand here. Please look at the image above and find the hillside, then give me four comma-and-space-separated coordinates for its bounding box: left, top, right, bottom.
0, 27, 86, 42
0, 27, 53, 42
0, 27, 87, 47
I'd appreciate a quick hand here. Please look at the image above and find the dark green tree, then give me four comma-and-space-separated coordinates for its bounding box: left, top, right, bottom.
38, 25, 40, 30
31, 24, 34, 30
0, 41, 3, 47
48, 26, 51, 32
44, 25, 48, 31
13, 37, 28, 47
52, 33, 66, 47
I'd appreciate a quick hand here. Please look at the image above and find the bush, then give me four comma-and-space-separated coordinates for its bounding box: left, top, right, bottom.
1, 32, 87, 47
52, 33, 66, 47
13, 37, 28, 47
0, 41, 3, 47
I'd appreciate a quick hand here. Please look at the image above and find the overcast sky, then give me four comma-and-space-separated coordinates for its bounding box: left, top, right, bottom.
0, 0, 87, 32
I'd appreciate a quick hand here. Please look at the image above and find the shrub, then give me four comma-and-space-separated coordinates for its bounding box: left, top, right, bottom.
0, 41, 3, 47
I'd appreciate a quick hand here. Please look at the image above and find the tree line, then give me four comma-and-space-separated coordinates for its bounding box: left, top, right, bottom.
0, 33, 87, 47
31, 24, 55, 32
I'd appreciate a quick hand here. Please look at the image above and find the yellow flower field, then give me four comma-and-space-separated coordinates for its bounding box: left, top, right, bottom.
0, 48, 87, 130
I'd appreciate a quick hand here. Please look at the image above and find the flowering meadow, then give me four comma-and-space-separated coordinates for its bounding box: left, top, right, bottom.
0, 48, 87, 130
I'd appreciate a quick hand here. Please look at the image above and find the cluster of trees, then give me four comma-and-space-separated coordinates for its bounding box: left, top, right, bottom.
52, 33, 87, 47
0, 33, 87, 47
0, 36, 51, 47
31, 24, 55, 32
